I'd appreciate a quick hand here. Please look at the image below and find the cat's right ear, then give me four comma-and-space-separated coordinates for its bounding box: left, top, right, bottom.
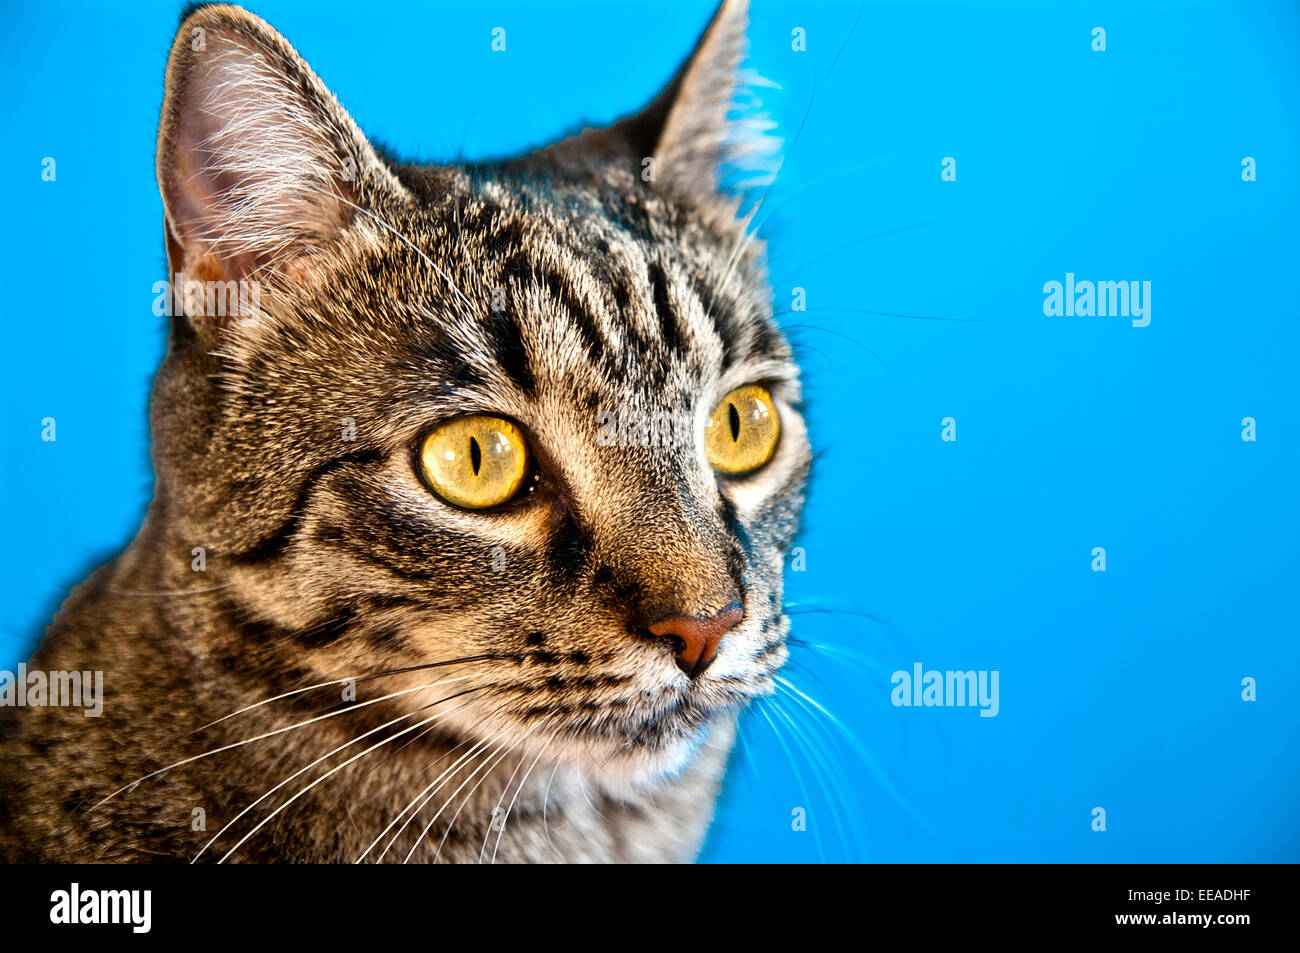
622, 0, 777, 218
157, 4, 410, 329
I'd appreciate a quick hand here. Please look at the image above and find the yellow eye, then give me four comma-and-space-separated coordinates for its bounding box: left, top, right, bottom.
705, 384, 781, 475
418, 416, 530, 509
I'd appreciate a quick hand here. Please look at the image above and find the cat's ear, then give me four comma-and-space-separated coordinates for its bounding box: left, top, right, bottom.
627, 0, 776, 211
157, 4, 409, 304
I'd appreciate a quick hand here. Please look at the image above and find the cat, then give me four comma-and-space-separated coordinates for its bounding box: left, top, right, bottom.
0, 0, 810, 863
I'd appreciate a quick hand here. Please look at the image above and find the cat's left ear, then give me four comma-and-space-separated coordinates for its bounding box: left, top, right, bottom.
157, 4, 410, 310
625, 0, 777, 213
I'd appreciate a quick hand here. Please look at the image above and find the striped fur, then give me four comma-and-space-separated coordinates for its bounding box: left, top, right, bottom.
0, 0, 810, 863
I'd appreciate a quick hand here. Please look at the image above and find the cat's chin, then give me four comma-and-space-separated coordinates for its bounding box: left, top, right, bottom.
565, 708, 738, 790
569, 670, 772, 786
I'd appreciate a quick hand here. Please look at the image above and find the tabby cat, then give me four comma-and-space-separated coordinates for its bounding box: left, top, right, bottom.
0, 0, 809, 863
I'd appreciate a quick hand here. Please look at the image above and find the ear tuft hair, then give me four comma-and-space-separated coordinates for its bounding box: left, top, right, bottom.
631, 0, 781, 214
157, 4, 409, 294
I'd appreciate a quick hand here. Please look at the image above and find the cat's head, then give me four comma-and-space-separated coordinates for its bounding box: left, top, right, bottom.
152, 1, 809, 783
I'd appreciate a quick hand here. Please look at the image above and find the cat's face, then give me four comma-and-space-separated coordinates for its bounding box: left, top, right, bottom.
153, 1, 808, 783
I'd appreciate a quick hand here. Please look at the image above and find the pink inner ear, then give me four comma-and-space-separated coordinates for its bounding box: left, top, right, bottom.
160, 33, 354, 284
167, 108, 251, 282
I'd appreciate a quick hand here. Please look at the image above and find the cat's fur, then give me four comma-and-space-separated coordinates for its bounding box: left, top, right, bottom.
0, 0, 809, 863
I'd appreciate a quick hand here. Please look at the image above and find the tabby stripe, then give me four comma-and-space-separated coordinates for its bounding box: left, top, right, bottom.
539, 265, 609, 367
489, 219, 528, 256
593, 257, 659, 376
485, 309, 535, 393
647, 262, 682, 355
718, 494, 756, 564
546, 511, 593, 581
232, 449, 384, 563
218, 596, 355, 649
499, 252, 611, 372
718, 503, 756, 616
424, 330, 489, 388
745, 317, 786, 363
341, 540, 440, 581
291, 609, 357, 648
691, 275, 738, 366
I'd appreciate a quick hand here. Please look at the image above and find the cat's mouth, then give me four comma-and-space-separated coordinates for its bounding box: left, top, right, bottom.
378, 612, 788, 782
542, 635, 786, 774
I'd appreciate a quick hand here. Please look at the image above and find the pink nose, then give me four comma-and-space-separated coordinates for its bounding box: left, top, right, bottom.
648, 605, 743, 678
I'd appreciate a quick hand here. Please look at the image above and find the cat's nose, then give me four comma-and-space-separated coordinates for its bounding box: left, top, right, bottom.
648, 605, 743, 678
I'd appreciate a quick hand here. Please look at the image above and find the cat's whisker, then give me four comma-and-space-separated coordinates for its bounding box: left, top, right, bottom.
785, 600, 923, 662
784, 324, 887, 370
423, 748, 512, 866
486, 739, 552, 865
357, 705, 475, 777
773, 675, 859, 753
91, 676, 472, 811
786, 340, 836, 366
362, 735, 498, 864
747, 136, 952, 242
727, 0, 860, 230
408, 741, 503, 864
721, 152, 948, 338
783, 600, 893, 627
194, 687, 480, 862
369, 691, 530, 863
801, 640, 897, 681
365, 707, 533, 865
775, 675, 939, 839
823, 0, 866, 83
760, 218, 947, 275
574, 764, 609, 823
179, 675, 370, 738
475, 734, 535, 864
233, 185, 482, 324
782, 645, 875, 714
185, 654, 495, 737
334, 192, 480, 320
771, 685, 869, 858
541, 757, 564, 861
778, 307, 984, 325
755, 701, 826, 863
767, 695, 854, 858
725, 124, 832, 281
429, 726, 545, 866
734, 712, 764, 786
708, 70, 821, 322
214, 686, 484, 864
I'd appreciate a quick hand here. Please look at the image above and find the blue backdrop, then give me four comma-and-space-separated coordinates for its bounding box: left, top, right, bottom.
2, 0, 1296, 862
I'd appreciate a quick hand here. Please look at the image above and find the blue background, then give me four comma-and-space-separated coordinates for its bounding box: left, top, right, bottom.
2, 0, 1297, 862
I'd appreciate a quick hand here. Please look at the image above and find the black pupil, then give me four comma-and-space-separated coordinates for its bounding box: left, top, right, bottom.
469, 436, 482, 475
728, 403, 741, 442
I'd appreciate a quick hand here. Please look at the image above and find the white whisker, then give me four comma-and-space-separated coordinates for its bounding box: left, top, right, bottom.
92, 678, 469, 811
194, 684, 478, 862
362, 726, 511, 864
215, 686, 477, 864
490, 742, 551, 865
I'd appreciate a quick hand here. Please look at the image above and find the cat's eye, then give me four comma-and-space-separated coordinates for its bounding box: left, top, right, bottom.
705, 384, 781, 475
418, 416, 530, 509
